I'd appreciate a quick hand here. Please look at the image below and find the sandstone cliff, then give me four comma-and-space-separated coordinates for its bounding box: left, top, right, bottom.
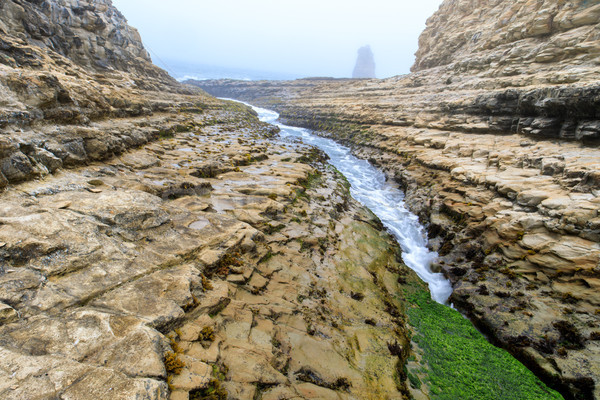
191, 1, 600, 399
0, 1, 519, 400
1, 0, 155, 74
411, 0, 600, 142
0, 0, 206, 191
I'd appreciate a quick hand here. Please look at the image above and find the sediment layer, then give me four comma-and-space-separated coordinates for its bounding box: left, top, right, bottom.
0, 1, 442, 399
192, 2, 600, 399
0, 100, 414, 399
0, 0, 595, 398
0, 0, 200, 192
197, 1, 600, 144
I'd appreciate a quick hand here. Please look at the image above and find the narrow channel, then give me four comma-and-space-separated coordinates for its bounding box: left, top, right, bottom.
235, 100, 453, 303
218, 100, 566, 400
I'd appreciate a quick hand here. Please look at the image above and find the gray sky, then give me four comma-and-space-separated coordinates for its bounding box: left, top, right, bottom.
111, 0, 444, 79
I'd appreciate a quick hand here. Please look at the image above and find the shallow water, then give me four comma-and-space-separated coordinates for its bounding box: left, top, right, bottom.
226, 100, 453, 303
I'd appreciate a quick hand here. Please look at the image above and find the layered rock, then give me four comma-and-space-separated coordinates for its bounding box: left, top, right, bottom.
196, 1, 600, 144
0, 0, 204, 190
1, 0, 154, 73
0, 1, 451, 399
412, 0, 600, 74
411, 0, 600, 142
0, 102, 419, 399
0, 0, 593, 399
191, 1, 600, 398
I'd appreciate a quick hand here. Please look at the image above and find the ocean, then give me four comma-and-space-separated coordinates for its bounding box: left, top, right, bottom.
158, 59, 300, 82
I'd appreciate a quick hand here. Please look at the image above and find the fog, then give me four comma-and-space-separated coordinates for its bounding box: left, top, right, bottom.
111, 0, 444, 80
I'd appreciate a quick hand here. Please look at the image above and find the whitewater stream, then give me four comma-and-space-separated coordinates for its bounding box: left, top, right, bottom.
229, 102, 453, 303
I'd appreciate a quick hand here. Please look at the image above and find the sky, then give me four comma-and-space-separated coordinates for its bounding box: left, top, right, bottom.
111, 0, 444, 79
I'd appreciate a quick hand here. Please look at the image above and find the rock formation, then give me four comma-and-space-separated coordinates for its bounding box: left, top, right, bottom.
0, 0, 207, 189
352, 45, 375, 78
191, 1, 600, 399
0, 0, 596, 398
0, 100, 414, 399
1, 0, 152, 73
0, 1, 558, 400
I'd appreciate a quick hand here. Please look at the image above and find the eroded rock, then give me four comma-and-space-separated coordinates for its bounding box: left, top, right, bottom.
191, 2, 600, 397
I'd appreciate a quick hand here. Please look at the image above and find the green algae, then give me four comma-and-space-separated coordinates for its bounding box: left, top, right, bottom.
406, 290, 563, 400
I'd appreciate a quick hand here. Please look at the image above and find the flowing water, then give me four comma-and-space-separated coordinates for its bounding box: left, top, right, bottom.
228, 100, 453, 303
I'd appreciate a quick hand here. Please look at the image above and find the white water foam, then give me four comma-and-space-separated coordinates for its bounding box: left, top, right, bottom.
225, 100, 453, 303
177, 75, 252, 82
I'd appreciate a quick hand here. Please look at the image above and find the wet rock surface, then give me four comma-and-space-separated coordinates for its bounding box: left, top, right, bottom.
195, 90, 600, 400
192, 1, 600, 398
0, 103, 419, 399
0, 1, 434, 399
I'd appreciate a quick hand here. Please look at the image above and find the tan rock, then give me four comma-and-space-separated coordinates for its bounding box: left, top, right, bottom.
2, 0, 600, 398
520, 233, 556, 251
185, 340, 220, 364
226, 274, 246, 284
516, 190, 549, 207
178, 315, 215, 341
287, 332, 362, 387
170, 367, 211, 391
222, 382, 257, 400
0, 303, 18, 325
261, 386, 303, 400
248, 272, 269, 291
221, 346, 286, 384
169, 390, 189, 400
0, 346, 168, 400
293, 383, 344, 400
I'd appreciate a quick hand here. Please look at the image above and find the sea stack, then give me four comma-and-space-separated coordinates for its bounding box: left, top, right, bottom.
352, 45, 376, 78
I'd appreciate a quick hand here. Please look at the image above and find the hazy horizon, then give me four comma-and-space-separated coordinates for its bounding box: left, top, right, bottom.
111, 0, 444, 80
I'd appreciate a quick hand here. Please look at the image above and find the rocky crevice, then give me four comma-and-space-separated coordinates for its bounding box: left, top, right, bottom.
179, 98, 599, 399
190, 2, 600, 396
0, 0, 597, 398
0, 102, 430, 399
0, 2, 435, 398
284, 104, 600, 398
161, 150, 419, 400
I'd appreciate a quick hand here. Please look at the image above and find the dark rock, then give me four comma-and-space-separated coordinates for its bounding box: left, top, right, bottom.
575, 121, 600, 142
0, 151, 36, 182
62, 139, 88, 166
30, 147, 62, 172
159, 182, 213, 200
553, 320, 585, 350
190, 163, 226, 179
0, 138, 18, 158
84, 137, 114, 160
528, 117, 562, 138
0, 172, 8, 189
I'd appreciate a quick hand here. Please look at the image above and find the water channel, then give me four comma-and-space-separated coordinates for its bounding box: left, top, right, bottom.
239, 101, 453, 303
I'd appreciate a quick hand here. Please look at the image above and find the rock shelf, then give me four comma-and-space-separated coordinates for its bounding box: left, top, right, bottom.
0, 0, 597, 398
192, 1, 600, 398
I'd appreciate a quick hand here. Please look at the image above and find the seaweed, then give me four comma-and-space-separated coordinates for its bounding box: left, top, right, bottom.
407, 289, 563, 400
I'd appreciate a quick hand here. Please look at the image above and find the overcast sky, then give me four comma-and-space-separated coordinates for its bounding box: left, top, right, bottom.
111, 0, 444, 79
